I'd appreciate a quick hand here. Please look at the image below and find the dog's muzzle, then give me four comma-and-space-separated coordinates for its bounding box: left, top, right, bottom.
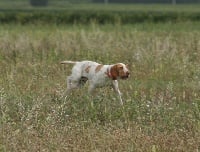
121, 71, 130, 79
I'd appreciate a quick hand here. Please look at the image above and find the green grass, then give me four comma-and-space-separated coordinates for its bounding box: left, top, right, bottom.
0, 1, 200, 12
64, 4, 200, 12
1, 2, 200, 24
0, 23, 200, 151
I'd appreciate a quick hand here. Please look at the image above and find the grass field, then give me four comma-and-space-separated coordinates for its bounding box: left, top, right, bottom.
1, 2, 200, 25
0, 22, 200, 151
0, 1, 200, 12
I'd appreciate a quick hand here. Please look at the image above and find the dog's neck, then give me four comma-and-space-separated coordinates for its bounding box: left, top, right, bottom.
106, 66, 117, 80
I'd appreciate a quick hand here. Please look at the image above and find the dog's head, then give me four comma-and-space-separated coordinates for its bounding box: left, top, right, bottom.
110, 63, 130, 80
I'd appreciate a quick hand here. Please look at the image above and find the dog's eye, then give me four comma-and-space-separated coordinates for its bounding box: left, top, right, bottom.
119, 66, 123, 69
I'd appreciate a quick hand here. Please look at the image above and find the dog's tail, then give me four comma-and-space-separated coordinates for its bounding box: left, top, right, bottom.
60, 61, 77, 64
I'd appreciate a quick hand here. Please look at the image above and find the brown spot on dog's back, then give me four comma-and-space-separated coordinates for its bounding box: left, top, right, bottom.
95, 64, 104, 73
85, 66, 91, 73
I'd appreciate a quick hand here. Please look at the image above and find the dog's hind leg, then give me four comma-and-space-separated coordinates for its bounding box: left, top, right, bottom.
66, 76, 80, 93
62, 76, 79, 98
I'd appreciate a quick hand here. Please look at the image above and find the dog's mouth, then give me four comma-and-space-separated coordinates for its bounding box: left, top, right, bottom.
121, 75, 129, 80
121, 71, 130, 79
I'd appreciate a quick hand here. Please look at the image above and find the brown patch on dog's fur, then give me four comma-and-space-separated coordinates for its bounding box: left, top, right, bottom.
110, 64, 120, 80
110, 64, 128, 80
85, 66, 91, 73
95, 64, 104, 73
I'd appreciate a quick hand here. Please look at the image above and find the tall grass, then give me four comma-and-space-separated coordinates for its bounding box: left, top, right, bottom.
0, 23, 200, 151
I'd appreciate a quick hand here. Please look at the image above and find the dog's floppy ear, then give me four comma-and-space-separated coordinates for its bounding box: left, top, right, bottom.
110, 65, 117, 80
110, 64, 120, 80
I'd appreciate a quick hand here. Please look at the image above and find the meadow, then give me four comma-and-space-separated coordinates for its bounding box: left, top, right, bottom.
0, 22, 200, 151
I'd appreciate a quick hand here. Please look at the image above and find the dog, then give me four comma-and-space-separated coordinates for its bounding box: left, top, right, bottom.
61, 60, 130, 105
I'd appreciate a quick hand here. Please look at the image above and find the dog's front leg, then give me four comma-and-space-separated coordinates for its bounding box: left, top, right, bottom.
88, 83, 95, 95
112, 80, 123, 105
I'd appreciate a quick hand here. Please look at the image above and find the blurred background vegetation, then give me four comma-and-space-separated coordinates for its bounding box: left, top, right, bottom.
0, 0, 200, 24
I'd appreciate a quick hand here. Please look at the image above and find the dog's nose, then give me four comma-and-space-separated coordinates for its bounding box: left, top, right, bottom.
126, 71, 130, 76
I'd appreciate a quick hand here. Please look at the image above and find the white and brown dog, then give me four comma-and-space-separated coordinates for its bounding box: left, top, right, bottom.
61, 60, 130, 105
